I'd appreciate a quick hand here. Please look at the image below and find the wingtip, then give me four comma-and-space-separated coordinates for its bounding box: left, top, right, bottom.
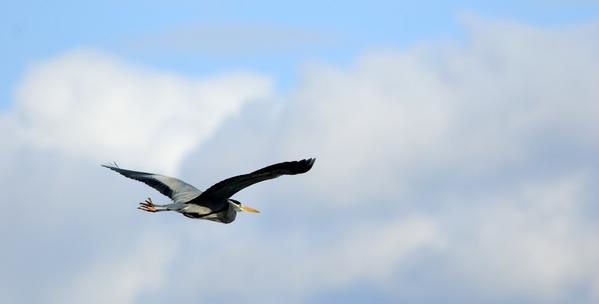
298, 157, 316, 173
101, 161, 120, 169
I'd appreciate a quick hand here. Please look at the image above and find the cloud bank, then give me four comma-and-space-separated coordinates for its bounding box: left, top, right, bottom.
1, 17, 598, 303
11, 50, 272, 174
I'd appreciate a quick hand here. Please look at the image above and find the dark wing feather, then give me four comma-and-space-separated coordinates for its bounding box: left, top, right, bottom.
102, 164, 202, 203
194, 158, 315, 205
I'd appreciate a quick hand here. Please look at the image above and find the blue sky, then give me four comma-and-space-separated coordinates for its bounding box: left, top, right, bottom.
1, 1, 599, 303
2, 0, 598, 107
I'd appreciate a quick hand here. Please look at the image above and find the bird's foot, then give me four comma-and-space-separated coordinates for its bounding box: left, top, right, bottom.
138, 197, 157, 213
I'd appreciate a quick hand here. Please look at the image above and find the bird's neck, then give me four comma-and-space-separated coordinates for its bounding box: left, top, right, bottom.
218, 204, 237, 224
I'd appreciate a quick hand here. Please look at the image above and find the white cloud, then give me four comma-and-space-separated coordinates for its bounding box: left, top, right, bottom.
159, 215, 443, 303
11, 49, 272, 174
266, 18, 599, 206
1, 17, 598, 304
181, 18, 599, 302
49, 234, 177, 304
444, 173, 599, 301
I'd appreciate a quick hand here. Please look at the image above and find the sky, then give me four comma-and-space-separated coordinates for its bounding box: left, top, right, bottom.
1, 1, 599, 303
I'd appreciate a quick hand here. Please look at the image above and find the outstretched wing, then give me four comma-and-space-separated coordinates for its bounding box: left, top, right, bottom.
102, 164, 202, 203
195, 158, 315, 203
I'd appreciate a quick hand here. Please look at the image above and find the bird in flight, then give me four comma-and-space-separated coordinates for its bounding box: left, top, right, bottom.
102, 158, 315, 224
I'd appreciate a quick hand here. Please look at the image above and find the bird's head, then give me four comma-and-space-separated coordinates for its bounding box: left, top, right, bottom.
229, 199, 260, 214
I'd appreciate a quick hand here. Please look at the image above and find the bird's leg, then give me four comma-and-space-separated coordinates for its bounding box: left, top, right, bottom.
138, 197, 158, 213
138, 197, 175, 213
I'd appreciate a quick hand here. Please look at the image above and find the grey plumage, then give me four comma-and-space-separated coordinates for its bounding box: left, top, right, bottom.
100, 166, 202, 203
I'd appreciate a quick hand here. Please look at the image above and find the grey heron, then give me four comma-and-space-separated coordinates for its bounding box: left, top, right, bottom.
102, 158, 315, 223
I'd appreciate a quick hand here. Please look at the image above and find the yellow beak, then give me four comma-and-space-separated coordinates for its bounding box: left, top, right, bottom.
240, 205, 260, 213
